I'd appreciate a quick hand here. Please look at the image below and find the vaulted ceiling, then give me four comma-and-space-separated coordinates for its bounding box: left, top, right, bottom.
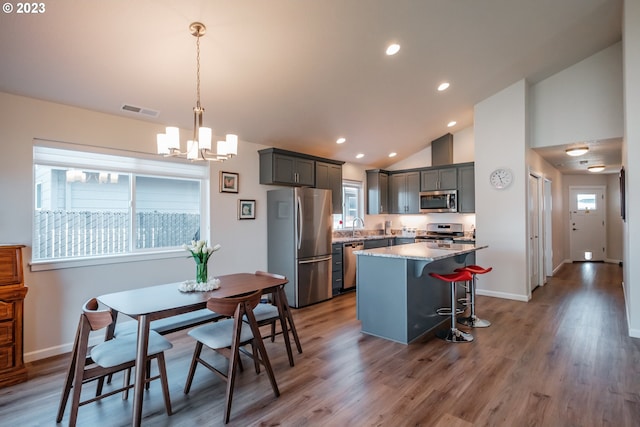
0, 0, 622, 170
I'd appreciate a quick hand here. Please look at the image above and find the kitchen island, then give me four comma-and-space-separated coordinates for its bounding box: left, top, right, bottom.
355, 242, 487, 344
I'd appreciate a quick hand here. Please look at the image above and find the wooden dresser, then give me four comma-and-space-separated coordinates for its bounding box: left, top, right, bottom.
0, 245, 28, 387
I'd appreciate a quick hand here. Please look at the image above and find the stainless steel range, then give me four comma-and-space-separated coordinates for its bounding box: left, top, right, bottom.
416, 223, 465, 243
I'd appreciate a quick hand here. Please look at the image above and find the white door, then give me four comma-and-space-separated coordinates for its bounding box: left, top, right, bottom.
528, 174, 541, 292
569, 186, 606, 261
543, 179, 553, 278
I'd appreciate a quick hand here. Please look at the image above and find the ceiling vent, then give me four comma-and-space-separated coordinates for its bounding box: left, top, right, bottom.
120, 103, 160, 118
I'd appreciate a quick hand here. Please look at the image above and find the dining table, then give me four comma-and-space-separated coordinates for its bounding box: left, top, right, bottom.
97, 272, 290, 427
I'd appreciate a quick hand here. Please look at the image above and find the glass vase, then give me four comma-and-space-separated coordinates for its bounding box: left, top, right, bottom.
196, 262, 208, 284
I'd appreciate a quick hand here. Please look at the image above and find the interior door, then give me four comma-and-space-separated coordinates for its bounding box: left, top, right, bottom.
528, 174, 541, 293
569, 186, 606, 261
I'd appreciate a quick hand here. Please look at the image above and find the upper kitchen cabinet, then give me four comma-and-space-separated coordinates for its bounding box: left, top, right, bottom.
316, 161, 343, 214
366, 170, 389, 215
389, 171, 420, 214
457, 163, 475, 213
420, 167, 457, 191
260, 149, 315, 186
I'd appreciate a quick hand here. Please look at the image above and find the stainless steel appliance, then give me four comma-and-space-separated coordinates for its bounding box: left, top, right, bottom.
416, 223, 465, 243
267, 188, 333, 308
419, 190, 457, 213
342, 241, 364, 290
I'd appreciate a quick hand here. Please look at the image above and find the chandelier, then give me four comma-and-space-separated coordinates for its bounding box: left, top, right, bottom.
157, 22, 238, 161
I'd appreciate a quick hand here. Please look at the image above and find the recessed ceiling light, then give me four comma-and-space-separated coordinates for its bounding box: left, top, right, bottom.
356, 153, 365, 159
447, 121, 457, 127
336, 137, 346, 144
588, 165, 605, 172
437, 82, 450, 91
386, 43, 400, 56
389, 152, 397, 157
566, 146, 589, 156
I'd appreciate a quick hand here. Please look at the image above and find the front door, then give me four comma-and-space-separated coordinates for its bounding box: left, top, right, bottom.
569, 186, 606, 261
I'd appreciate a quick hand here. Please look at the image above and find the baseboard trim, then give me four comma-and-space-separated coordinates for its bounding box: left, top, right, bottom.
25, 336, 103, 363
476, 289, 530, 302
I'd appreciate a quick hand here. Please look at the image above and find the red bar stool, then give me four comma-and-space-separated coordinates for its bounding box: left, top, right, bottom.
455, 265, 492, 328
429, 270, 474, 343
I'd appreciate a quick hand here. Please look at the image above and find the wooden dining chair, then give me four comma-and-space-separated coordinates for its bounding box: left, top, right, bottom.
56, 298, 173, 427
244, 271, 302, 366
183, 289, 280, 424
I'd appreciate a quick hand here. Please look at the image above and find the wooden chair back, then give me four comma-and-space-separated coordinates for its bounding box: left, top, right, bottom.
206, 290, 262, 318
82, 298, 115, 331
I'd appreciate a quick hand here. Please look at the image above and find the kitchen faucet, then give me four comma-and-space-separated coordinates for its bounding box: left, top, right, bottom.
352, 217, 365, 237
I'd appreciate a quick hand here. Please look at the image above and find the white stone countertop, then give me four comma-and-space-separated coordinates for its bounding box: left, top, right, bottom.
353, 241, 488, 262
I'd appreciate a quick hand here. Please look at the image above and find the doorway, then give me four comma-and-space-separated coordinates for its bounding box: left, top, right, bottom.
569, 186, 606, 261
528, 173, 543, 293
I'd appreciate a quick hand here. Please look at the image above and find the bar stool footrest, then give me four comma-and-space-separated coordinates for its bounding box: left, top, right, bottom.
436, 306, 465, 316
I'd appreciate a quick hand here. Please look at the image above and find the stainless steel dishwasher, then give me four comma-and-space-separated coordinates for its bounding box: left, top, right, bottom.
343, 241, 364, 290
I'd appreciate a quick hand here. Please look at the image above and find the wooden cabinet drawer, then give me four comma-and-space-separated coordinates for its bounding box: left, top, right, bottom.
0, 346, 13, 370
0, 301, 13, 322
0, 321, 14, 346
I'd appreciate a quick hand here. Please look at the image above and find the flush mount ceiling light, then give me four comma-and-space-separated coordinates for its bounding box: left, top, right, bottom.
447, 121, 457, 127
157, 22, 238, 161
336, 137, 346, 144
388, 152, 397, 157
565, 146, 589, 156
385, 43, 400, 56
356, 153, 365, 159
437, 82, 450, 91
588, 165, 605, 172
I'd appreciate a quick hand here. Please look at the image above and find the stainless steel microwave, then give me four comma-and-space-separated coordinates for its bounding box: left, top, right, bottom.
419, 190, 457, 213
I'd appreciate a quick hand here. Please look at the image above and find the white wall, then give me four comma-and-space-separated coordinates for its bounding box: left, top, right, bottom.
474, 80, 530, 301
0, 91, 270, 361
530, 42, 624, 148
622, 0, 640, 337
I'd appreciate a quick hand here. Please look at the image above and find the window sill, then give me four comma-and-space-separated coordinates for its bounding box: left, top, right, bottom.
29, 249, 187, 272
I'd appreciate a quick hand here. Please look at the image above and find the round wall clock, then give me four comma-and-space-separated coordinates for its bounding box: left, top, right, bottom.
489, 168, 513, 189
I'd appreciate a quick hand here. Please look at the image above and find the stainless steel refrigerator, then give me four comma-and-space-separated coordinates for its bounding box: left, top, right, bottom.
267, 188, 332, 308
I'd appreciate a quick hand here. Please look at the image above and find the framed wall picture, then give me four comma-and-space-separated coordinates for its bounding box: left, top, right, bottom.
238, 199, 256, 220
220, 171, 239, 193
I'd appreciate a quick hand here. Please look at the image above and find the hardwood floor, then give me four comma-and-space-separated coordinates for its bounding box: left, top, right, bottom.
1, 262, 639, 426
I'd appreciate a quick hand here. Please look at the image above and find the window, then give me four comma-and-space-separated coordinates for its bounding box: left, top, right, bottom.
333, 180, 363, 229
576, 193, 596, 211
32, 141, 209, 268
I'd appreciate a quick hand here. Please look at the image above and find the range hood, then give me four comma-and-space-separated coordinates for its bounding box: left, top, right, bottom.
431, 133, 453, 166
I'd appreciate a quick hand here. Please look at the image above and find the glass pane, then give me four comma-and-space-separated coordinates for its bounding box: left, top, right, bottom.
135, 176, 201, 249
32, 165, 130, 260
577, 193, 596, 210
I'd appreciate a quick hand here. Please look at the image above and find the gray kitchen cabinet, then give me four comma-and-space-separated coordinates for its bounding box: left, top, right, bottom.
316, 161, 343, 214
457, 163, 475, 213
366, 170, 389, 214
420, 167, 457, 191
389, 171, 420, 214
331, 243, 343, 295
394, 237, 415, 245
259, 149, 315, 186
362, 238, 393, 249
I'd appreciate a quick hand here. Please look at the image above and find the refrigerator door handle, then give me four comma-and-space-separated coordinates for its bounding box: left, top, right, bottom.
298, 255, 332, 264
296, 195, 303, 250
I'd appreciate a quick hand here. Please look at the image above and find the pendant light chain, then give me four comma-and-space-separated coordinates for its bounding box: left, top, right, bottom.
196, 33, 201, 111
